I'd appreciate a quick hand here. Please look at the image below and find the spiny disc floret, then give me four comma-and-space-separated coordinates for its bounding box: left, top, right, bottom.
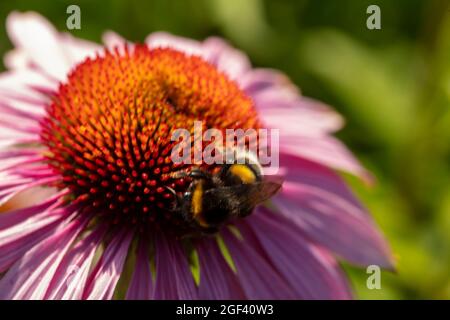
41, 45, 259, 233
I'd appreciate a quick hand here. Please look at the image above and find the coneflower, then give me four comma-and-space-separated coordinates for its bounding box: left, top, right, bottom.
0, 12, 393, 300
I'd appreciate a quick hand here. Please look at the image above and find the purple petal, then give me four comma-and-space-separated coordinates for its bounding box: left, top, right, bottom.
45, 226, 105, 300
0, 176, 59, 207
244, 69, 343, 135
240, 68, 370, 180
58, 32, 101, 65
243, 209, 352, 299
83, 229, 133, 300
102, 31, 129, 52
8, 166, 56, 180
0, 87, 49, 113
4, 48, 30, 70
273, 181, 394, 268
195, 238, 245, 300
0, 69, 57, 103
6, 12, 98, 80
0, 191, 63, 230
0, 138, 37, 150
280, 154, 367, 211
0, 200, 73, 272
126, 240, 153, 300
0, 149, 40, 161
240, 68, 292, 95
202, 37, 251, 80
280, 136, 372, 182
153, 233, 198, 299
257, 97, 344, 136
0, 215, 87, 299
0, 129, 39, 142
0, 100, 43, 124
0, 112, 40, 134
146, 32, 204, 56
145, 33, 251, 81
221, 228, 296, 299
0, 153, 44, 174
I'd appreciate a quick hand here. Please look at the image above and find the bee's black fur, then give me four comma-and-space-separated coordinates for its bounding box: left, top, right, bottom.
170, 163, 282, 234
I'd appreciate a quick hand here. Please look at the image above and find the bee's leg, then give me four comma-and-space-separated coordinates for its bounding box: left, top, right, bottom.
169, 170, 189, 179
188, 167, 211, 179
164, 186, 182, 210
170, 167, 211, 180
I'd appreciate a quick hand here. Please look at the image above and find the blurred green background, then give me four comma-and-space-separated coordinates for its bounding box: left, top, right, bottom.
0, 0, 449, 299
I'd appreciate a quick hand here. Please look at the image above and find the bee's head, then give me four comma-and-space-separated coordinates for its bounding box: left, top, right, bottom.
220, 163, 261, 186
219, 149, 263, 186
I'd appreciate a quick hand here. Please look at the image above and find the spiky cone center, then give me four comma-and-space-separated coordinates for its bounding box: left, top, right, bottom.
40, 45, 260, 236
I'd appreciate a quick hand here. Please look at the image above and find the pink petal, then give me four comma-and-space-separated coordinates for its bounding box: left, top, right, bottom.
273, 181, 394, 268
4, 48, 30, 70
45, 226, 106, 300
9, 166, 56, 180
0, 214, 87, 299
59, 32, 101, 65
145, 33, 251, 81
244, 72, 345, 136
0, 100, 44, 123
281, 153, 366, 211
126, 240, 153, 300
0, 178, 35, 206
102, 31, 128, 50
202, 37, 251, 80
0, 154, 44, 175
0, 149, 40, 160
221, 228, 296, 299
0, 84, 50, 111
243, 210, 352, 299
6, 12, 72, 80
0, 176, 59, 207
280, 136, 372, 181
0, 203, 73, 272
240, 68, 369, 178
239, 68, 292, 94
0, 152, 44, 179
0, 126, 38, 143
83, 229, 133, 300
6, 12, 99, 81
0, 70, 55, 118
0, 190, 62, 230
0, 135, 41, 148
195, 238, 245, 299
146, 32, 204, 56
0, 95, 48, 121
153, 233, 198, 299
257, 97, 344, 136
0, 113, 40, 134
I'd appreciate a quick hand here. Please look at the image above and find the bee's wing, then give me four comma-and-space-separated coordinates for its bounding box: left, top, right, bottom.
244, 180, 283, 205
204, 180, 282, 207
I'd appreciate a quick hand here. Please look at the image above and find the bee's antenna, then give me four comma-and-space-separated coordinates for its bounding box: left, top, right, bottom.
168, 169, 189, 180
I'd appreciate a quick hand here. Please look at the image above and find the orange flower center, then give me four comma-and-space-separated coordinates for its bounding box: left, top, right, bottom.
41, 45, 259, 235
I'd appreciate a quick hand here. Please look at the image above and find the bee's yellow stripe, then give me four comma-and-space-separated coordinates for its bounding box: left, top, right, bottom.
229, 164, 256, 184
191, 180, 203, 217
191, 180, 209, 227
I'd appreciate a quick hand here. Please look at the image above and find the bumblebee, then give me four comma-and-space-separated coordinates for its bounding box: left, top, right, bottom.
169, 152, 282, 233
